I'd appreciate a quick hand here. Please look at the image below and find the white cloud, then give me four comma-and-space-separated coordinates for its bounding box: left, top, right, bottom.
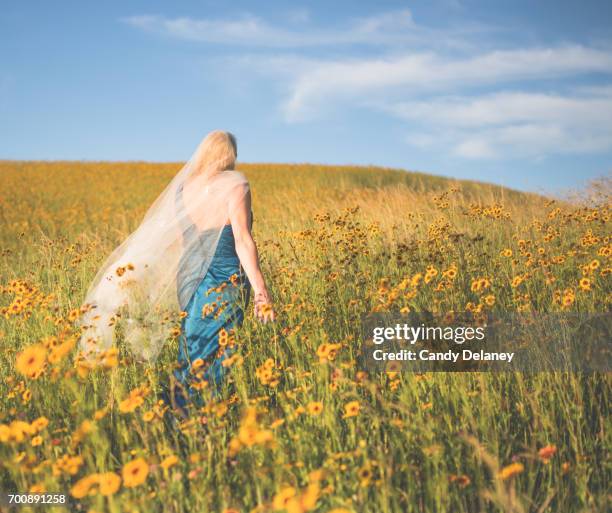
122, 8, 612, 161
121, 9, 489, 50
121, 11, 405, 47
454, 139, 497, 159
398, 89, 612, 159
391, 90, 612, 128
226, 36, 612, 160
280, 45, 612, 121
122, 14, 305, 47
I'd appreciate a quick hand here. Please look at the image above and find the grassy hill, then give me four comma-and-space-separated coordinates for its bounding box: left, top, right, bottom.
0, 160, 609, 512
0, 160, 542, 241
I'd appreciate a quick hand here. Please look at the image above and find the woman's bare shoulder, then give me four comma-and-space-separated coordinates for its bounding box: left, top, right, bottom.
223, 169, 249, 183
208, 170, 249, 195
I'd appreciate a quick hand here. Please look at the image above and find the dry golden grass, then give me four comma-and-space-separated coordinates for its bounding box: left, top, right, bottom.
0, 160, 609, 512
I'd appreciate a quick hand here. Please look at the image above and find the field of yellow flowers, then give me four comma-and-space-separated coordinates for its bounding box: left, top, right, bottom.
0, 160, 609, 513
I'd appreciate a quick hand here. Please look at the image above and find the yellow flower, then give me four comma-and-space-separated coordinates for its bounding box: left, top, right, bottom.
358, 465, 373, 487
230, 407, 274, 454
160, 455, 179, 471
342, 401, 360, 418
31, 416, 49, 433
470, 277, 491, 293
98, 472, 121, 496
94, 408, 108, 420
424, 266, 438, 283
307, 402, 324, 416
31, 435, 43, 447
498, 462, 524, 480
270, 418, 286, 429
254, 429, 274, 444
70, 474, 99, 499
562, 293, 575, 308
316, 343, 341, 363
272, 486, 297, 510
101, 347, 119, 368
579, 278, 591, 291
218, 328, 229, 347
75, 359, 94, 379
70, 472, 121, 499
48, 339, 75, 364
122, 457, 149, 488
483, 294, 496, 306
238, 425, 258, 447
8, 420, 36, 442
119, 394, 144, 414
410, 273, 423, 287
442, 267, 457, 279
212, 402, 228, 418
16, 344, 47, 378
300, 482, 320, 510
0, 424, 10, 443
52, 455, 84, 476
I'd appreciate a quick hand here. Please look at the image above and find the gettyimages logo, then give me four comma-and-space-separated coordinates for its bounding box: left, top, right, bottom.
360, 311, 611, 372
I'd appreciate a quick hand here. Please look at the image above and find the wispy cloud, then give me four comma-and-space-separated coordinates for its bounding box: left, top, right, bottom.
121, 11, 412, 47
398, 89, 612, 159
122, 9, 612, 162
121, 9, 491, 50
391, 90, 612, 128
277, 45, 612, 121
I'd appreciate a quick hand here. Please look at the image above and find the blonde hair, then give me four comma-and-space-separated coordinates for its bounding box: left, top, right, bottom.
194, 130, 237, 178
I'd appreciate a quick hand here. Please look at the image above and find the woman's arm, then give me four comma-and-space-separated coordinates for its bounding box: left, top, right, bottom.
229, 185, 276, 322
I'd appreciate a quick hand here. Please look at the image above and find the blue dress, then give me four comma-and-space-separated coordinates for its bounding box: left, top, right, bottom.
163, 182, 252, 411
174, 222, 251, 400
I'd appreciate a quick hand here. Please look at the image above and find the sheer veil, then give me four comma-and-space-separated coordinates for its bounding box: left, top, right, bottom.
78, 131, 249, 362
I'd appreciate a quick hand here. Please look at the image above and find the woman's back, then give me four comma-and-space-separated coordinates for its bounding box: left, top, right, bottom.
175, 177, 252, 309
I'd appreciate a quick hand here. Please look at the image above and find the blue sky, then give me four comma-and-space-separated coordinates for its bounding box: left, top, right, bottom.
1, 1, 611, 192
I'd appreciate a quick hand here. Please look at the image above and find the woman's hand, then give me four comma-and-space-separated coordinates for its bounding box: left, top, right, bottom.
254, 290, 276, 323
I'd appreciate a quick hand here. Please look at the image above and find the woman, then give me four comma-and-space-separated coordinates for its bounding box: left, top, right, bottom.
78, 130, 275, 411
170, 131, 276, 409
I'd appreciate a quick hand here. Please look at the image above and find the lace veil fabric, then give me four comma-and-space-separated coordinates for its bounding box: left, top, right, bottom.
78, 131, 249, 362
